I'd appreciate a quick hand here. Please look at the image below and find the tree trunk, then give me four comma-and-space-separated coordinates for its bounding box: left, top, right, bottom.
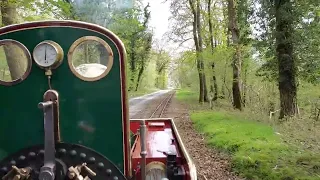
211, 63, 218, 101
207, 0, 218, 101
275, 0, 297, 119
1, 0, 28, 80
162, 71, 166, 88
227, 0, 242, 110
221, 59, 227, 98
223, 1, 231, 46
196, 58, 204, 102
1, 0, 18, 26
84, 43, 89, 63
203, 71, 208, 102
155, 76, 159, 88
98, 44, 108, 65
242, 63, 247, 107
3, 45, 28, 80
196, 0, 208, 102
221, 1, 229, 99
188, 0, 207, 103
135, 62, 145, 91
128, 38, 136, 91
232, 48, 242, 110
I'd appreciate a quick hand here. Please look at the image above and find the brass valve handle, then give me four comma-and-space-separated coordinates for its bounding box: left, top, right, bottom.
2, 166, 31, 180
67, 163, 96, 180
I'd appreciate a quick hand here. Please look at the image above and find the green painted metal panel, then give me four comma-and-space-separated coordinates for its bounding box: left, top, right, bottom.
0, 27, 125, 171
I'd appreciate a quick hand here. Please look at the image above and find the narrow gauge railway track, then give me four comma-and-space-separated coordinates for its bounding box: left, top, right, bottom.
149, 91, 175, 118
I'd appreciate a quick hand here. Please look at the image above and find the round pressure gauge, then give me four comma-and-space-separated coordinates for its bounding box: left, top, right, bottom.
33, 40, 64, 69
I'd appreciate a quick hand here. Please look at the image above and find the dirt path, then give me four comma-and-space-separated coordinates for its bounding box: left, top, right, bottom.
162, 97, 242, 180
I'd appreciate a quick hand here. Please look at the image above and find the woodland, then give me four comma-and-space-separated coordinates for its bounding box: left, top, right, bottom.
168, 0, 320, 179
169, 0, 320, 119
0, 0, 319, 179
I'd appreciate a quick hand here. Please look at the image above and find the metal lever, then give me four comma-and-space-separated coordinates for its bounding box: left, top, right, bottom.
140, 120, 147, 180
38, 101, 56, 180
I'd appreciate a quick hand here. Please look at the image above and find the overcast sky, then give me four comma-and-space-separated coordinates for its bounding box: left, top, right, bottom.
142, 0, 171, 40
142, 0, 192, 56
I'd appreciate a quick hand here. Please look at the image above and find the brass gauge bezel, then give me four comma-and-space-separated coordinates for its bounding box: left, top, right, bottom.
0, 39, 32, 86
32, 40, 64, 69
68, 36, 114, 82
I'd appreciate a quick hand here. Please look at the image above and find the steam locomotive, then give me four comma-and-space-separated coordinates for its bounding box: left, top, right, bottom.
0, 20, 197, 180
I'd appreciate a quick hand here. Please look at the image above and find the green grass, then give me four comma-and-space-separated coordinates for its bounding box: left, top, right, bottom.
175, 89, 198, 101
191, 111, 320, 179
176, 90, 320, 180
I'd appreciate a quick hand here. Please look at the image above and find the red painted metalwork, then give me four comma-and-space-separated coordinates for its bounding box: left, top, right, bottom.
130, 119, 195, 180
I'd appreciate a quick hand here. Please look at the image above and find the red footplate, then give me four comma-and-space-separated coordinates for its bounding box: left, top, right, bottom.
130, 118, 197, 180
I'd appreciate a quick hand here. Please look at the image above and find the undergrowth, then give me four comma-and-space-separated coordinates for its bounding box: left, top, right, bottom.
176, 89, 320, 180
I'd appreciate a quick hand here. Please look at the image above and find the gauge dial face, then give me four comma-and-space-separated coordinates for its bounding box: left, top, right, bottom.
33, 42, 58, 68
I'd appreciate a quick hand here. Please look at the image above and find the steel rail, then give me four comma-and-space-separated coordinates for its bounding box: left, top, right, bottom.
149, 91, 175, 118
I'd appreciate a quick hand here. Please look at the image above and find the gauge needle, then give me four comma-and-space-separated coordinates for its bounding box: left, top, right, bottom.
44, 45, 47, 62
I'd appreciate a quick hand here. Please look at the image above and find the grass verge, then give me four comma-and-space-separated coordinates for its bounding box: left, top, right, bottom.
176, 90, 320, 180
127, 88, 159, 98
